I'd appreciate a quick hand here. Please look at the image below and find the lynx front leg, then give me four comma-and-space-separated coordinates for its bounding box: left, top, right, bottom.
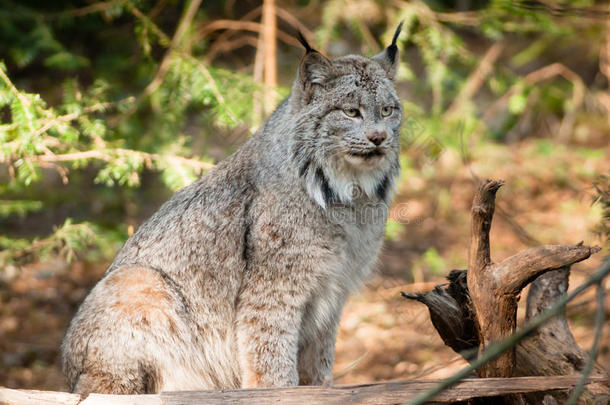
297, 327, 338, 385
235, 288, 304, 388
298, 294, 345, 385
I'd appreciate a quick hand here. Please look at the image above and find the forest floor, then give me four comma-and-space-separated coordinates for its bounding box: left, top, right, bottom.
0, 138, 608, 390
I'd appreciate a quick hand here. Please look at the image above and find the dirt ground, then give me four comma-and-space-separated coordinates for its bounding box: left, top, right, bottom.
0, 139, 608, 391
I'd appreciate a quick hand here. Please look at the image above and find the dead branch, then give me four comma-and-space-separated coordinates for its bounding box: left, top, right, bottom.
0, 376, 605, 405
205, 34, 259, 61
494, 244, 600, 295
275, 7, 315, 44
196, 20, 301, 48
403, 179, 608, 404
204, 7, 262, 62
466, 180, 600, 378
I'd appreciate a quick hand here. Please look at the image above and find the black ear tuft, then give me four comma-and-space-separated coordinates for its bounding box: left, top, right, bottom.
297, 31, 314, 53
392, 21, 404, 47
292, 34, 334, 106
386, 21, 403, 63
371, 22, 403, 80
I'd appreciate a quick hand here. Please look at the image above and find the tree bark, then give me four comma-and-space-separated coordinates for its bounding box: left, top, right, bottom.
261, 0, 277, 115
403, 179, 607, 404
0, 376, 605, 405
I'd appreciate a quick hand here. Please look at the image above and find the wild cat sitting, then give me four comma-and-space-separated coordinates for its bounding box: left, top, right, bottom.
61, 24, 403, 394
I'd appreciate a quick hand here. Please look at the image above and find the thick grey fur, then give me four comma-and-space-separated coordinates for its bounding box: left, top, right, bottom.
61, 25, 403, 394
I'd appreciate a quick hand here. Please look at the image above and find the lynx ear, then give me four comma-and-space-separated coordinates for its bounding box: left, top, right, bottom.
296, 32, 334, 95
371, 22, 403, 80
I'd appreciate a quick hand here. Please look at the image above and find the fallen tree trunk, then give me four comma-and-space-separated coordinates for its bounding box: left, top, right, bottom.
0, 376, 606, 405
403, 179, 609, 404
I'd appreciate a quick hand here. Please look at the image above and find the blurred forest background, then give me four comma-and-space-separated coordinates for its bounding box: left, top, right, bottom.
0, 0, 608, 391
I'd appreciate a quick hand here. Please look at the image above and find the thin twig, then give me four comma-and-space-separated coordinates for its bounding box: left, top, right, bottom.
444, 41, 505, 119
4, 148, 215, 174
0, 123, 19, 131
142, 0, 203, 98
483, 63, 586, 122
495, 204, 541, 247
118, 4, 239, 125
204, 7, 262, 62
275, 7, 315, 43
129, 5, 171, 44
149, 0, 168, 19
197, 19, 301, 47
184, 55, 238, 123
355, 19, 381, 53
116, 0, 203, 122
406, 258, 610, 405
50, 0, 126, 18
332, 351, 369, 381
33, 100, 122, 138
205, 35, 259, 61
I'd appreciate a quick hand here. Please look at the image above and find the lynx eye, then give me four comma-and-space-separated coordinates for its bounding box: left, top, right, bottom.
343, 108, 360, 118
381, 106, 393, 117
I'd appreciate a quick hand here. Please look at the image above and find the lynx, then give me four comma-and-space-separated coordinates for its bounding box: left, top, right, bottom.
61, 24, 403, 394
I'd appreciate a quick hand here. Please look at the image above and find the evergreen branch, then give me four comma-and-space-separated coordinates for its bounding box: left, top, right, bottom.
23, 148, 214, 173
120, 3, 239, 125
0, 64, 36, 135
0, 200, 43, 217
0, 220, 98, 266
128, 5, 171, 44
33, 99, 127, 138
183, 55, 238, 124
120, 0, 203, 120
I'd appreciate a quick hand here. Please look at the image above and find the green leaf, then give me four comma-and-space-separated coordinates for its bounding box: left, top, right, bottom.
44, 51, 90, 70
385, 219, 405, 241
508, 92, 528, 114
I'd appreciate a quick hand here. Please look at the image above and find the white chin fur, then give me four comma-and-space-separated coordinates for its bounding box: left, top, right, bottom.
329, 169, 387, 203
305, 156, 392, 209
343, 153, 385, 167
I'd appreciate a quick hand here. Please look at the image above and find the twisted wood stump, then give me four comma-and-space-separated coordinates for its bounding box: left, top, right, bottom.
403, 179, 608, 404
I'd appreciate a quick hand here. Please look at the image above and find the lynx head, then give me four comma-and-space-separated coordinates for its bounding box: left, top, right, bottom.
291, 24, 403, 209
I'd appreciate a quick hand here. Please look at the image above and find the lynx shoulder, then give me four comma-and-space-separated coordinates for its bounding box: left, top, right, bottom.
61, 24, 403, 394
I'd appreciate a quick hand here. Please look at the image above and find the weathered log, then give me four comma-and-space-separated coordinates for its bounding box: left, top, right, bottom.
0, 376, 606, 405
519, 268, 609, 404
466, 180, 600, 378
403, 179, 608, 404
404, 268, 609, 404
402, 269, 478, 360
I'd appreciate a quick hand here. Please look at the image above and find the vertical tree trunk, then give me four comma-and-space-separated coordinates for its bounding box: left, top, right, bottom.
262, 0, 277, 115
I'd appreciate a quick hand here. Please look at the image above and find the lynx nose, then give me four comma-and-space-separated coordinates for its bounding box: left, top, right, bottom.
367, 130, 387, 146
